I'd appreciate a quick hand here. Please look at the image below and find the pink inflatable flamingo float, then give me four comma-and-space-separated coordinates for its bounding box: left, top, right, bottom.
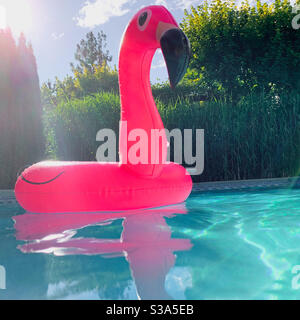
15, 6, 192, 213
13, 205, 192, 299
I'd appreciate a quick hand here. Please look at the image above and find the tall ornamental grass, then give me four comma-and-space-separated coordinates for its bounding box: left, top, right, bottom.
159, 91, 300, 181
45, 90, 300, 182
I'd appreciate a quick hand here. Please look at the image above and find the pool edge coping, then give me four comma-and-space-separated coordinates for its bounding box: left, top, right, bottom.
192, 176, 300, 192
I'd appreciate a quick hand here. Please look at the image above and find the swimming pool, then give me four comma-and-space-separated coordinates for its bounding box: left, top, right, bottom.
0, 187, 300, 300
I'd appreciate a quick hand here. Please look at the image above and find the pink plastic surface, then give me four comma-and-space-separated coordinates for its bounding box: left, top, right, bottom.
14, 6, 192, 213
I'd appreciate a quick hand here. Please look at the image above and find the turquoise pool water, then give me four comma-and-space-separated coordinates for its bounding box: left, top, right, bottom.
0, 187, 300, 300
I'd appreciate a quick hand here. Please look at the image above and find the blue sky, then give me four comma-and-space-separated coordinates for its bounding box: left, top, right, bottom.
0, 0, 204, 85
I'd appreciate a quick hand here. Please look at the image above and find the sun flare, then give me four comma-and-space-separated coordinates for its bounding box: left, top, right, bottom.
0, 5, 6, 29
0, 0, 32, 34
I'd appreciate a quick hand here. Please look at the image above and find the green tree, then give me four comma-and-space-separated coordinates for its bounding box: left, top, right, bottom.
71, 31, 112, 74
16, 33, 44, 163
42, 31, 118, 108
181, 0, 300, 98
0, 30, 44, 188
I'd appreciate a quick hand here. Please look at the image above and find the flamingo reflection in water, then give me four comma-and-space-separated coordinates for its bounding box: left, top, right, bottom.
13, 204, 192, 299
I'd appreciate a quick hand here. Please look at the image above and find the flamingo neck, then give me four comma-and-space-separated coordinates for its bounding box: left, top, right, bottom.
119, 43, 157, 123
118, 41, 167, 177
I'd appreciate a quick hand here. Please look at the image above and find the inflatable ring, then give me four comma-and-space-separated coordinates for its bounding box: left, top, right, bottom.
15, 5, 193, 213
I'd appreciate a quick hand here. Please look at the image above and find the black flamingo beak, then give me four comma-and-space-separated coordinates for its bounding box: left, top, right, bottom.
160, 28, 191, 88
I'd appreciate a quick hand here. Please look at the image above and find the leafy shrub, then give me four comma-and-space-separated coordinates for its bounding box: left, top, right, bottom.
45, 92, 120, 161
41, 64, 119, 108
181, 0, 300, 98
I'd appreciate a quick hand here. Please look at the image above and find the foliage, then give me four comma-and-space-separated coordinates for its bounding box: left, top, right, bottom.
152, 76, 223, 105
70, 31, 112, 74
42, 1, 300, 183
41, 64, 119, 108
0, 30, 44, 189
73, 63, 119, 98
41, 31, 118, 108
45, 92, 120, 160
181, 0, 300, 98
44, 89, 300, 182
159, 90, 300, 182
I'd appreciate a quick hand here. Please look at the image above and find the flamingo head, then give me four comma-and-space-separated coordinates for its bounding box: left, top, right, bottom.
122, 5, 191, 88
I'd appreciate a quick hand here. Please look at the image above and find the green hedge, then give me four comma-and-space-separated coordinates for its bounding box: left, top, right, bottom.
45, 90, 300, 182
45, 92, 120, 161
182, 0, 300, 98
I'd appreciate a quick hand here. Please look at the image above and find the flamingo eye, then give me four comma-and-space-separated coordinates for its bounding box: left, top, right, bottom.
137, 9, 151, 31
139, 12, 148, 27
